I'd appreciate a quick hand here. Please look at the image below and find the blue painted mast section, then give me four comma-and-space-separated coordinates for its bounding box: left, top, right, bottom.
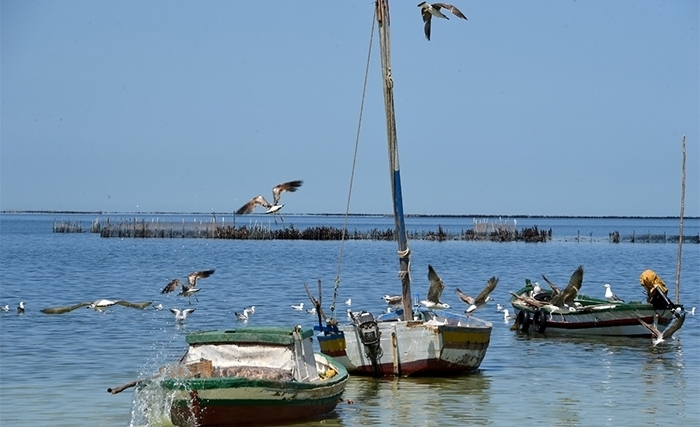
376, 0, 413, 321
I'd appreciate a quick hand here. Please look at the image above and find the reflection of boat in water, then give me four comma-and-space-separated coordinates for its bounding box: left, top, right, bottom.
128, 327, 348, 427
510, 268, 686, 338
316, 0, 492, 377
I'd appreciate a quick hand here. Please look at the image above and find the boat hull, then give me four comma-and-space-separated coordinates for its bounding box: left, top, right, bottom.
164, 356, 348, 427
318, 313, 492, 377
511, 287, 675, 337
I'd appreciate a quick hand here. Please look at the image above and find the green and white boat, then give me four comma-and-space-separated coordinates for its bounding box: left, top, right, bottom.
157, 326, 348, 427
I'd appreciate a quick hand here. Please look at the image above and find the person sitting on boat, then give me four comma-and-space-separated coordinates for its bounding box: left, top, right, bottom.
639, 269, 677, 313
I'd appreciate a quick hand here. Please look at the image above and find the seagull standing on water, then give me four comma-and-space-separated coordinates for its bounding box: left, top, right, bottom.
603, 283, 624, 303
420, 265, 451, 309
236, 180, 304, 215
502, 308, 516, 321
170, 308, 195, 323
455, 276, 499, 314
291, 302, 304, 311
417, 2, 467, 41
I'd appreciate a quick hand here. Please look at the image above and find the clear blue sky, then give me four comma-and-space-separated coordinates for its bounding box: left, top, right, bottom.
1, 1, 698, 216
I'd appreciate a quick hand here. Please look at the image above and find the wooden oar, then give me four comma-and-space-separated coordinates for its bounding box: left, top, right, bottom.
107, 378, 148, 394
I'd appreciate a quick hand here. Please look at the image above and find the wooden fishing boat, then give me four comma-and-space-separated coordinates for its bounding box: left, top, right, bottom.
510, 269, 685, 337
156, 326, 348, 427
316, 0, 492, 377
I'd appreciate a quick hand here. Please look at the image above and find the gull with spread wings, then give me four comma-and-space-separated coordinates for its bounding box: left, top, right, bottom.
161, 269, 215, 295
549, 265, 584, 307
639, 312, 686, 346
417, 2, 467, 41
420, 264, 451, 309
235, 180, 304, 215
455, 276, 498, 314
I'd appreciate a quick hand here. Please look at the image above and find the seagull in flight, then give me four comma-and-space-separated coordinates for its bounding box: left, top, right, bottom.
417, 2, 467, 41
420, 264, 451, 309
639, 313, 686, 346
235, 180, 304, 215
382, 295, 403, 305
87, 299, 118, 311
549, 266, 584, 307
161, 269, 215, 294
170, 308, 195, 322
455, 276, 499, 314
179, 284, 201, 305
603, 283, 624, 303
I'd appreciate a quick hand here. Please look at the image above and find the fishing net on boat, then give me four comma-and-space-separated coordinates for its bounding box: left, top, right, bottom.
639, 269, 673, 310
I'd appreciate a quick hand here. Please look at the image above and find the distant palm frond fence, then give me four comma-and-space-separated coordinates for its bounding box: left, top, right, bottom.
51, 217, 699, 243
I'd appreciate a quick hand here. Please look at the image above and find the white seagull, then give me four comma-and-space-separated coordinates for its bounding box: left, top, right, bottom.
291, 302, 304, 311
420, 265, 451, 309
153, 303, 163, 311
382, 295, 403, 305
455, 276, 499, 314
17, 302, 25, 314
170, 308, 195, 322
307, 307, 317, 314
417, 2, 467, 41
1, 305, 9, 312
495, 303, 504, 312
501, 308, 516, 321
244, 306, 255, 316
690, 307, 696, 315
88, 299, 118, 311
236, 180, 304, 215
603, 283, 624, 303
345, 298, 352, 306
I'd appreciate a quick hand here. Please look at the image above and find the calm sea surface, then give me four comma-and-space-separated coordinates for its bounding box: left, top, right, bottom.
1, 213, 698, 427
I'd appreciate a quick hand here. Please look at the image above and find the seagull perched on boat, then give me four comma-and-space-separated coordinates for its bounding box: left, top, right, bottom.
235, 180, 304, 215
541, 274, 563, 297
17, 301, 25, 314
531, 282, 542, 297
455, 276, 499, 314
549, 266, 584, 307
382, 295, 403, 305
291, 302, 304, 311
170, 308, 195, 322
417, 2, 467, 41
638, 313, 686, 346
420, 265, 451, 309
603, 283, 624, 303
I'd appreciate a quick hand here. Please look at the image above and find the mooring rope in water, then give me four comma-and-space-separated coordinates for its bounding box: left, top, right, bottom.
331, 9, 376, 319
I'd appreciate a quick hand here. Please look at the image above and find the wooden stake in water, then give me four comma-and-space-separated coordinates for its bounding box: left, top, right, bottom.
675, 134, 686, 304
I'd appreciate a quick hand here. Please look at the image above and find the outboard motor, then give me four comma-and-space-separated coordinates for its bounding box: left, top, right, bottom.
351, 311, 382, 377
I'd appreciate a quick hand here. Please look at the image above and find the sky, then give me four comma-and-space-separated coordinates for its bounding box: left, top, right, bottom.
1, 1, 698, 217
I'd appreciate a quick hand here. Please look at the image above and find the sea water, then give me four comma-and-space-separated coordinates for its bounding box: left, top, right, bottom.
0, 213, 698, 426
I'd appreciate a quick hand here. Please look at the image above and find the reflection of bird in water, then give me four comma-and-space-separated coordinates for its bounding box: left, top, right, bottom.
420, 265, 451, 309
639, 313, 686, 346
603, 283, 624, 303
417, 2, 467, 41
455, 276, 498, 314
235, 180, 304, 215
170, 308, 195, 322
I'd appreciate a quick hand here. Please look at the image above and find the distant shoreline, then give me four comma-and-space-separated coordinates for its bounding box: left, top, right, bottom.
1, 210, 697, 220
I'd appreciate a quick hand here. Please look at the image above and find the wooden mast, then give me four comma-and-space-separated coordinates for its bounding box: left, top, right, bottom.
376, 0, 413, 321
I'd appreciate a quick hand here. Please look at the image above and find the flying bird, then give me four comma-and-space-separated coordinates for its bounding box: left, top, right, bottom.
541, 274, 563, 297
603, 283, 624, 303
455, 276, 498, 313
88, 299, 118, 311
638, 313, 686, 346
420, 264, 451, 309
170, 308, 196, 322
418, 2, 467, 41
161, 279, 182, 294
549, 266, 584, 307
235, 180, 304, 215
382, 295, 403, 305
179, 285, 201, 305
